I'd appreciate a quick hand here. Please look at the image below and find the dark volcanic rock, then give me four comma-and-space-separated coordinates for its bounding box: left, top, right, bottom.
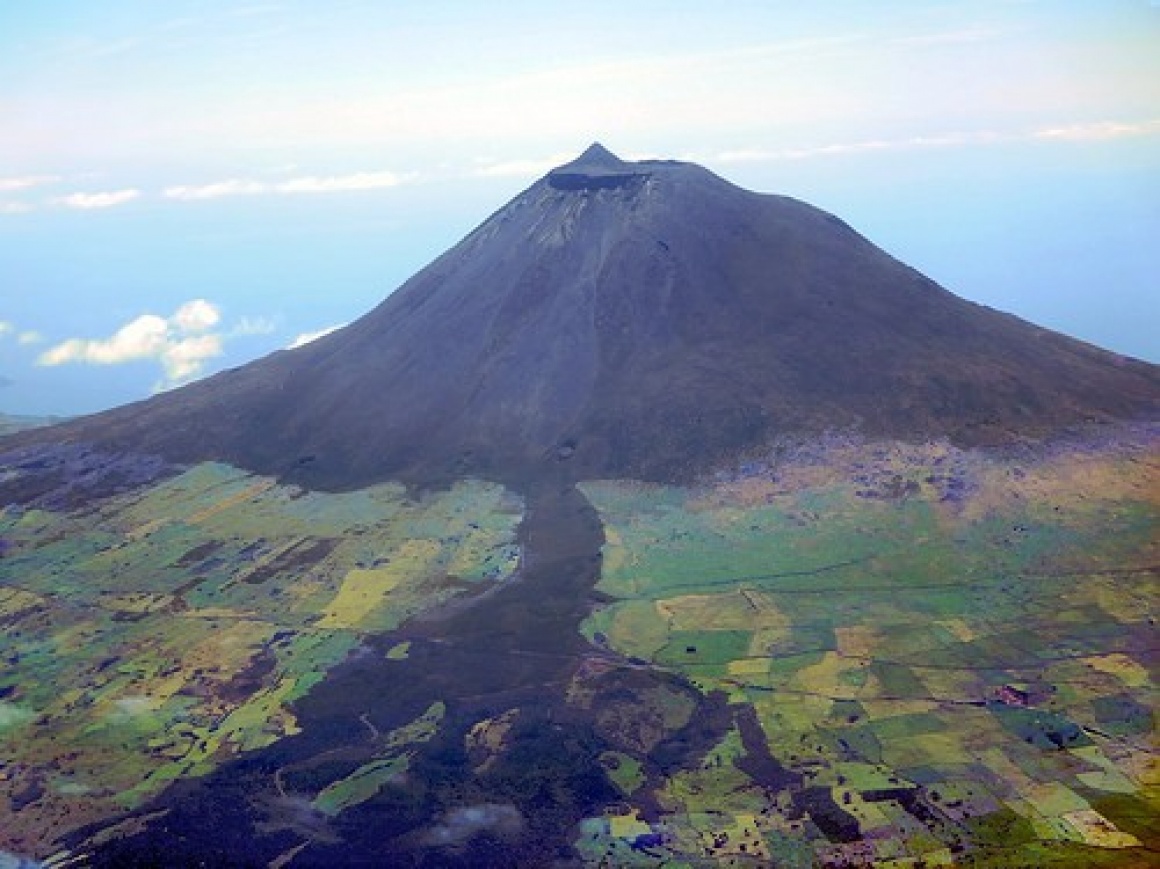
9, 144, 1159, 490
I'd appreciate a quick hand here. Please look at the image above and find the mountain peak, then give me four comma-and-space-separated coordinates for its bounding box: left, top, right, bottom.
548, 143, 645, 191
576, 142, 621, 166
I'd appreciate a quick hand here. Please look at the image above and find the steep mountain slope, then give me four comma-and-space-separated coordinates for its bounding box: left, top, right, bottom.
16, 144, 1158, 490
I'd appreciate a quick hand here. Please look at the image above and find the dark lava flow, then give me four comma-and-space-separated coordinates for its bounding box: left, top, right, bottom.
69, 483, 730, 867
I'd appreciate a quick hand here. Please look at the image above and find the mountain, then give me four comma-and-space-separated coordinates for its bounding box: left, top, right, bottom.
2, 147, 1157, 868
13, 143, 1158, 490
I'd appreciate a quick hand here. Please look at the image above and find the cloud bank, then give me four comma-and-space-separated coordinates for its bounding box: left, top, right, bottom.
4, 167, 409, 214
39, 300, 225, 389
4, 115, 1157, 217
711, 119, 1160, 165
164, 170, 406, 201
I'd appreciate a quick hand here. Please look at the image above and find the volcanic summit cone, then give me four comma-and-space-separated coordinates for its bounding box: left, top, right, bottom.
23, 144, 1160, 488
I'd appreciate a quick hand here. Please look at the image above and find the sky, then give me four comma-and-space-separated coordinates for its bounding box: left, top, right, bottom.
1, 0, 1158, 417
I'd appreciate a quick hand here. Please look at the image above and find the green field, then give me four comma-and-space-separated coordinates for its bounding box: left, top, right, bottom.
0, 463, 522, 850
576, 434, 1158, 866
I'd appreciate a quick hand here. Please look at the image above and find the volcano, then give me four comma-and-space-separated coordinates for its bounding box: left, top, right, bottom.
17, 143, 1158, 490
2, 147, 1158, 868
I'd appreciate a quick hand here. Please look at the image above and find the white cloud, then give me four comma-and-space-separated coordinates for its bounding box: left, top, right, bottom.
0, 175, 59, 192
275, 170, 405, 193
53, 188, 140, 209
171, 298, 221, 332
163, 179, 267, 201
164, 170, 408, 201
289, 324, 344, 349
472, 154, 575, 179
232, 315, 278, 336
40, 314, 169, 366
712, 119, 1160, 167
160, 334, 223, 383
1033, 119, 1160, 141
714, 138, 920, 163
0, 323, 43, 346
38, 299, 225, 388
0, 202, 34, 214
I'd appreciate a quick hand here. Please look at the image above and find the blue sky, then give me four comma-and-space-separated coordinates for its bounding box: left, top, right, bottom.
1, 0, 1158, 416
